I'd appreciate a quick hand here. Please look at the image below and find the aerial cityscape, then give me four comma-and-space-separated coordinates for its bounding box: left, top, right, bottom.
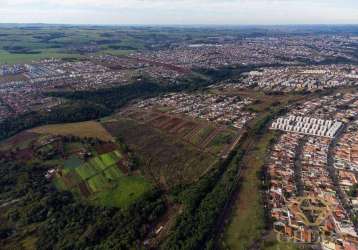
1, 1, 358, 250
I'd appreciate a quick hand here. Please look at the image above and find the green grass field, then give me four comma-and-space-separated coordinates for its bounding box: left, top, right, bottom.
54, 149, 151, 208
31, 121, 115, 142
0, 49, 82, 65
104, 166, 123, 180
92, 176, 152, 208
64, 155, 83, 169
222, 130, 277, 250
0, 26, 146, 65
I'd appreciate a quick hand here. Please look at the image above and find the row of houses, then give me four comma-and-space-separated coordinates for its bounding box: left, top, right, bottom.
268, 93, 358, 249
242, 65, 358, 93
271, 115, 343, 138
136, 93, 255, 130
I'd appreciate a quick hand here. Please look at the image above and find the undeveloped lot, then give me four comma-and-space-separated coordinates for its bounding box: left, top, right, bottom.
31, 121, 114, 142
103, 118, 218, 188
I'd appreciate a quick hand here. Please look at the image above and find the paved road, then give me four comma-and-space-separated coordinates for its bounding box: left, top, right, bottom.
0, 198, 20, 208
327, 121, 358, 232
294, 136, 307, 197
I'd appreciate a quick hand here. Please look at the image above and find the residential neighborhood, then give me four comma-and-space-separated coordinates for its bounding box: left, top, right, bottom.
268, 93, 358, 249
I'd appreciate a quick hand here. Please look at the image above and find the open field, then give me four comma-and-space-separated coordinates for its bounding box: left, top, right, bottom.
222, 130, 277, 250
0, 131, 39, 150
0, 25, 170, 65
261, 232, 299, 250
0, 49, 82, 65
31, 121, 114, 142
92, 176, 152, 207
54, 149, 151, 208
118, 109, 240, 157
219, 91, 316, 249
103, 117, 218, 188
0, 48, 134, 65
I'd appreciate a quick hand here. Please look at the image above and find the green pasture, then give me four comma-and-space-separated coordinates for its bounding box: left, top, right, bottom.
0, 26, 144, 65
0, 49, 82, 65
64, 155, 83, 169
92, 176, 152, 208
54, 149, 151, 208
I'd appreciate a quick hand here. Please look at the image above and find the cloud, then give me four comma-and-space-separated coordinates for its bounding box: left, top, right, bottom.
0, 0, 357, 24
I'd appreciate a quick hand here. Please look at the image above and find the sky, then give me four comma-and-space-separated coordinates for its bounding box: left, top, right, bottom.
0, 0, 357, 25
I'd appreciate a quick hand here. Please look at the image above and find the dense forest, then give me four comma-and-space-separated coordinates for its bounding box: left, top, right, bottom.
0, 102, 111, 141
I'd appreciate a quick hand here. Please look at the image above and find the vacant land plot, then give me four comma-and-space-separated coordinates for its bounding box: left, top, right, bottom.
222, 130, 280, 249
188, 126, 216, 145
0, 131, 39, 150
92, 176, 152, 207
31, 121, 114, 142
207, 130, 238, 155
120, 110, 239, 157
103, 118, 218, 188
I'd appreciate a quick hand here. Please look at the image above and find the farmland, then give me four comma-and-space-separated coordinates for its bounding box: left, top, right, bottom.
0, 123, 152, 208
0, 24, 217, 65
55, 149, 152, 208
0, 49, 77, 65
0, 25, 146, 64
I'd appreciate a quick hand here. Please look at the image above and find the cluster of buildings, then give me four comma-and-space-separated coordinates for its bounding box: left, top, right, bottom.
334, 122, 358, 213
271, 115, 343, 138
335, 123, 358, 173
134, 36, 357, 70
240, 65, 358, 92
0, 55, 190, 121
0, 77, 65, 120
0, 64, 25, 76
135, 93, 255, 129
1, 33, 357, 122
0, 60, 109, 119
24, 60, 108, 79
91, 55, 189, 84
268, 93, 358, 249
0, 100, 11, 122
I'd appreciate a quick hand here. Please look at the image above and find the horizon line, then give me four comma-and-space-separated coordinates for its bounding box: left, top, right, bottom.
1, 22, 358, 27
